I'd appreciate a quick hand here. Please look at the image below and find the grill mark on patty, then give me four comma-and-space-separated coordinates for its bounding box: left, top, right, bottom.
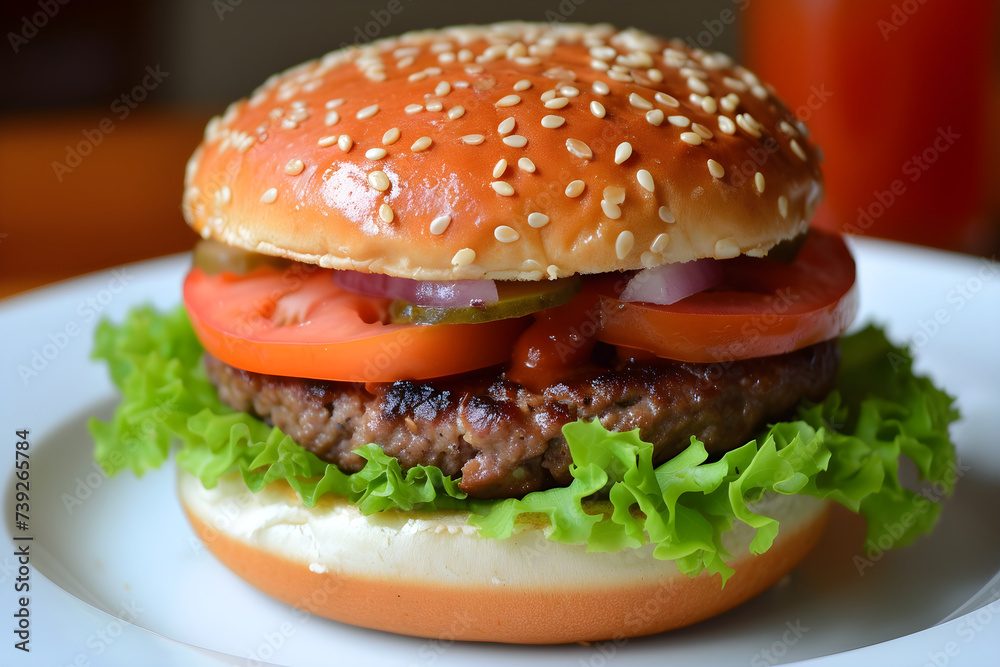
205, 341, 838, 499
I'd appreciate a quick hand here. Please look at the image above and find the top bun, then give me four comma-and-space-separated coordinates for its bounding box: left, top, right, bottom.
183, 22, 823, 281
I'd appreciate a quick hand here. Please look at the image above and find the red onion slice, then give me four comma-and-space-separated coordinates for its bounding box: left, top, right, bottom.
620, 259, 724, 305
334, 270, 499, 308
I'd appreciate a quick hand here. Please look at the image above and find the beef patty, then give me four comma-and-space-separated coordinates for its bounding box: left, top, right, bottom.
205, 341, 838, 499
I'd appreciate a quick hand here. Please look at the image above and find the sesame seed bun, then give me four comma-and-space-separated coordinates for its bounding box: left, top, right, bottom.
182, 22, 824, 281
179, 468, 830, 644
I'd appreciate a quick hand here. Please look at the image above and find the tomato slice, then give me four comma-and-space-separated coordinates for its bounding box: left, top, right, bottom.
596, 230, 858, 362
183, 266, 529, 382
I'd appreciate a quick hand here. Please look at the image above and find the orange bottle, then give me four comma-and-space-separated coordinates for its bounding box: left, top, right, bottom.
743, 0, 996, 251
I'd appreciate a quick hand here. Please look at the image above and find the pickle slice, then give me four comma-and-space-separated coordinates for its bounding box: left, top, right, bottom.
390, 276, 582, 325
193, 239, 293, 275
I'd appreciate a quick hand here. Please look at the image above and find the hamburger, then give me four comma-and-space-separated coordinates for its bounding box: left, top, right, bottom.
89, 22, 958, 644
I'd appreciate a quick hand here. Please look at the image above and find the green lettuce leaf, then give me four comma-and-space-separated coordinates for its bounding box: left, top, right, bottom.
89, 306, 958, 582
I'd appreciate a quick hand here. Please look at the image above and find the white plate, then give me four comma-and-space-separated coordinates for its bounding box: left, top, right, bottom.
3, 238, 1000, 667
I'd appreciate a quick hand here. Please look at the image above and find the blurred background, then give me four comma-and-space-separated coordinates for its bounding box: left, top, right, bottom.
1, 0, 998, 298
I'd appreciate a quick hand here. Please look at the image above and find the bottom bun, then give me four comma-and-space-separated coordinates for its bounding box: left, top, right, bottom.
179, 467, 829, 644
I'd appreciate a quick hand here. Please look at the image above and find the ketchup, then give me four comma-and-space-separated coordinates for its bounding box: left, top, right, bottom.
505, 287, 603, 391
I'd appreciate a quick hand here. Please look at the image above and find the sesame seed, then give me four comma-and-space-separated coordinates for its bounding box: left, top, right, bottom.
217, 185, 231, 204
494, 225, 520, 243
592, 81, 610, 95
498, 117, 516, 135
646, 109, 664, 126
507, 42, 527, 59
461, 134, 485, 145
528, 212, 549, 228
591, 58, 610, 71
368, 170, 390, 191
590, 45, 616, 60
447, 106, 465, 120
647, 68, 664, 83
541, 114, 565, 129
382, 127, 400, 145
668, 115, 690, 128
317, 135, 338, 147
681, 67, 708, 79
565, 180, 585, 197
379, 203, 394, 223
410, 136, 432, 152
540, 89, 557, 103
654, 92, 680, 107
491, 181, 515, 196
545, 97, 570, 109
237, 136, 255, 153
434, 81, 451, 97
493, 159, 507, 178
651, 233, 670, 253
614, 142, 633, 165
325, 98, 345, 109
356, 104, 379, 120
338, 135, 353, 152
452, 248, 475, 267
707, 159, 725, 179
429, 215, 451, 235
602, 200, 622, 219
779, 120, 797, 135
718, 116, 736, 134
590, 101, 606, 118
260, 188, 278, 204
637, 169, 654, 192
496, 94, 521, 107
680, 132, 703, 146
513, 79, 532, 91
405, 104, 423, 114
692, 123, 714, 140
426, 100, 444, 112
324, 110, 340, 126
751, 84, 768, 100
687, 76, 710, 95
281, 119, 299, 130
518, 157, 536, 172
723, 76, 748, 92
603, 186, 625, 204
284, 159, 304, 176
736, 113, 762, 138
566, 138, 593, 159
608, 70, 633, 82
658, 206, 675, 223
629, 93, 653, 110
408, 71, 428, 83
790, 139, 807, 160
559, 86, 580, 98
778, 195, 789, 218
503, 135, 527, 148
615, 231, 634, 259
701, 96, 718, 114
720, 93, 740, 113
714, 238, 740, 259
365, 148, 387, 160
755, 172, 765, 193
